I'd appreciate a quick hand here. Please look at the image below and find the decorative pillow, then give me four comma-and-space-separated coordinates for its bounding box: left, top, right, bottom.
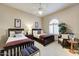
15, 33, 24, 37
22, 31, 25, 34
62, 34, 69, 39
15, 31, 22, 34
33, 31, 38, 36
37, 30, 41, 34
10, 31, 15, 37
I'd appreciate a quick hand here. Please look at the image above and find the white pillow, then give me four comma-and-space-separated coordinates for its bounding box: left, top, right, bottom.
10, 31, 15, 37
22, 31, 25, 34
62, 34, 69, 39
33, 31, 38, 37
15, 33, 25, 37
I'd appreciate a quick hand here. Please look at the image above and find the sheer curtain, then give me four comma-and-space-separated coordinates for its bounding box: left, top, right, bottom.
49, 19, 59, 35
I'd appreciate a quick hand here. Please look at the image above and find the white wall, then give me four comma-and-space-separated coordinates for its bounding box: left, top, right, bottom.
0, 4, 42, 45
42, 4, 79, 38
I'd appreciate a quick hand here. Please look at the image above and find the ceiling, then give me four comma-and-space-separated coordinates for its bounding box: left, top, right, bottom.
3, 3, 76, 17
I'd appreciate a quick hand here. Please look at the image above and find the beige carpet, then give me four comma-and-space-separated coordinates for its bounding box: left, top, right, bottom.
34, 41, 79, 56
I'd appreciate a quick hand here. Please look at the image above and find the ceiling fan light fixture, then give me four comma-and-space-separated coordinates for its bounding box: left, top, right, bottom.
38, 10, 43, 15
38, 3, 43, 15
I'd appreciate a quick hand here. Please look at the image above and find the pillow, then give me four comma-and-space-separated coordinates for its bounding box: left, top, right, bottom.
62, 34, 69, 39
41, 30, 43, 34
33, 31, 38, 36
10, 31, 15, 37
15, 33, 25, 37
15, 31, 21, 34
37, 30, 41, 34
22, 31, 25, 34
40, 30, 46, 35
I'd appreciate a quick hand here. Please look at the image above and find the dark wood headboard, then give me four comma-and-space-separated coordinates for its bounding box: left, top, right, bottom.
32, 29, 42, 35
8, 28, 24, 37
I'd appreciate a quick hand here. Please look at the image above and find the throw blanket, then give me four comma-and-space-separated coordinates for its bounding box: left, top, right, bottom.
5, 38, 33, 47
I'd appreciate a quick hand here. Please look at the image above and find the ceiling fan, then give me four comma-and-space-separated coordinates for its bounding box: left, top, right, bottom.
38, 3, 43, 15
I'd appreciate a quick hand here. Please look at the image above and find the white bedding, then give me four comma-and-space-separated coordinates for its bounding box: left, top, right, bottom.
33, 30, 46, 39
6, 34, 28, 44
34, 34, 41, 38
34, 33, 46, 39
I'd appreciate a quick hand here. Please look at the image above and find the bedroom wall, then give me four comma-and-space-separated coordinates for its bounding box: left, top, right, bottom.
42, 4, 79, 38
0, 4, 42, 45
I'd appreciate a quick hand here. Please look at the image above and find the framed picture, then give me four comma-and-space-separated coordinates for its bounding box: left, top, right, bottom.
14, 19, 21, 28
35, 21, 39, 29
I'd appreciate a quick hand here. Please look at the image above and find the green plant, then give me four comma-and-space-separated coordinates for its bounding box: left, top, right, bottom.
59, 23, 67, 34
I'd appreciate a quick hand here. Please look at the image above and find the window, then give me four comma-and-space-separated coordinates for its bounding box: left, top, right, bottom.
49, 19, 59, 35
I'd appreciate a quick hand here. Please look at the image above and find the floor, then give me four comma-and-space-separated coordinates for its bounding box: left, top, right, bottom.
34, 40, 79, 56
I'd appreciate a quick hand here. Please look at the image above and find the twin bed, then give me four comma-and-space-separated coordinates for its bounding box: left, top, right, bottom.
0, 28, 34, 56
32, 29, 55, 46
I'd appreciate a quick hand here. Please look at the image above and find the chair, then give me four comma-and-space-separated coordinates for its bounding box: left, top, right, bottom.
58, 34, 70, 48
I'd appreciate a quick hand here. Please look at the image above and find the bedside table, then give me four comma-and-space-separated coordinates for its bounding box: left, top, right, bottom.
67, 40, 78, 54
25, 34, 33, 40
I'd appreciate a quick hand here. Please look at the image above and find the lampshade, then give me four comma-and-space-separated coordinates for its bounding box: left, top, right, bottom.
69, 33, 75, 41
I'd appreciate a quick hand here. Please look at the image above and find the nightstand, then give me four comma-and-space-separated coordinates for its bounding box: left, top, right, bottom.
25, 34, 33, 40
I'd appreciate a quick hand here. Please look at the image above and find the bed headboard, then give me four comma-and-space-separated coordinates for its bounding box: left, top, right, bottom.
8, 28, 24, 37
32, 29, 42, 35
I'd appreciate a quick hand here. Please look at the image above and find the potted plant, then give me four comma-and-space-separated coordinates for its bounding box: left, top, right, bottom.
59, 23, 68, 34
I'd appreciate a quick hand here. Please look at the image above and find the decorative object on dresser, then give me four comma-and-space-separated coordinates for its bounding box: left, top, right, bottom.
32, 29, 55, 46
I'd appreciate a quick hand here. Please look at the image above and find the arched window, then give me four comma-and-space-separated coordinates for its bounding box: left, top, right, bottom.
49, 19, 59, 35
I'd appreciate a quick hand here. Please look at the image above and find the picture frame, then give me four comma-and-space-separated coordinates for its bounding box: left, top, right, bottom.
14, 19, 21, 28
35, 21, 39, 29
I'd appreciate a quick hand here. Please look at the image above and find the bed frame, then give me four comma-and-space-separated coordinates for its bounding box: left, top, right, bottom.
0, 28, 34, 56
32, 29, 54, 46
8, 28, 24, 37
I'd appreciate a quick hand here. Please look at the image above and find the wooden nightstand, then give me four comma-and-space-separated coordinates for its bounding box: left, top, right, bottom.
25, 34, 33, 40
67, 40, 78, 54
